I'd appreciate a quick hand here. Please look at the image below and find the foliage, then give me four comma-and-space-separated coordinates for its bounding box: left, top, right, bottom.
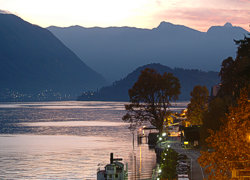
159, 148, 178, 179
122, 68, 180, 131
200, 97, 227, 146
200, 36, 250, 145
219, 36, 250, 103
198, 89, 250, 179
187, 85, 209, 125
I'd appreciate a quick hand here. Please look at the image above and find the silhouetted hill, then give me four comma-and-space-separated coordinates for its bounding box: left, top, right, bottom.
48, 22, 248, 82
0, 13, 106, 101
77, 63, 220, 101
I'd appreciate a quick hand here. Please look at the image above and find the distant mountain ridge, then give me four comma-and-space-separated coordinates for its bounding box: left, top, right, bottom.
48, 22, 248, 82
78, 63, 220, 101
0, 13, 106, 101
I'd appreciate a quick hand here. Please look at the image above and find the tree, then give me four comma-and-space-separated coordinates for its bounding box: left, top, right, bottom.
219, 57, 235, 99
198, 89, 250, 179
187, 85, 209, 125
200, 36, 250, 145
219, 36, 250, 103
122, 68, 180, 131
200, 97, 227, 146
159, 148, 178, 179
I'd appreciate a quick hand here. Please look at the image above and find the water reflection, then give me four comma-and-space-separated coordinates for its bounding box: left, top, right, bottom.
0, 101, 157, 179
0, 135, 156, 179
19, 121, 129, 127
0, 101, 127, 110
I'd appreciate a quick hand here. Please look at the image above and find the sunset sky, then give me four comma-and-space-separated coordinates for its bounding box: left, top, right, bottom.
0, 0, 249, 32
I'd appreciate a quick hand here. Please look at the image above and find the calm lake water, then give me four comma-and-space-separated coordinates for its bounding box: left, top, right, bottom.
0, 101, 187, 180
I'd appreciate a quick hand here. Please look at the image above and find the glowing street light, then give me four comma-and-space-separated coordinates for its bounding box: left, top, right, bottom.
247, 133, 250, 142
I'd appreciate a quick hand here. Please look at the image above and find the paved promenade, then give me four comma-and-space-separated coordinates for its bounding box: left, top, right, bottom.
162, 137, 206, 180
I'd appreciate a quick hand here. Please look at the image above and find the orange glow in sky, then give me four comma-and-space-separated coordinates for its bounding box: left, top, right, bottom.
0, 0, 249, 31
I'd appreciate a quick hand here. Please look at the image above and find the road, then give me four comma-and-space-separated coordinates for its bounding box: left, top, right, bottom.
164, 137, 206, 180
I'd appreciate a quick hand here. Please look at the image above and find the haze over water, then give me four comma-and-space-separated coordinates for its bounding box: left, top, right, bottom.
0, 101, 187, 179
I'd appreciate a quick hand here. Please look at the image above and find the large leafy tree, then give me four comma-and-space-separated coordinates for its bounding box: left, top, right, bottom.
200, 97, 227, 146
122, 68, 180, 131
219, 36, 250, 103
198, 89, 250, 179
200, 35, 250, 145
187, 85, 209, 125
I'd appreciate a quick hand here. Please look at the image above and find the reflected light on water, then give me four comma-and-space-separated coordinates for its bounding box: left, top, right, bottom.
139, 146, 142, 174
19, 121, 129, 127
0, 101, 186, 179
0, 101, 126, 110
0, 134, 156, 179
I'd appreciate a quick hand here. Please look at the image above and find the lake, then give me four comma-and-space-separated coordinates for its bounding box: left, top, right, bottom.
0, 101, 187, 179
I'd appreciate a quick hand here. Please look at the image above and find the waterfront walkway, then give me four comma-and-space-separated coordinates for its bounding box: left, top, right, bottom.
159, 137, 206, 180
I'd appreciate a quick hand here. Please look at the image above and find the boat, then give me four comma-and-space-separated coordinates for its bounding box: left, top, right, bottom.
97, 153, 128, 180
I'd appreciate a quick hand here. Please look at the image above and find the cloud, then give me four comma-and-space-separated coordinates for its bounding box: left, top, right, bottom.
230, 0, 250, 3
156, 0, 162, 6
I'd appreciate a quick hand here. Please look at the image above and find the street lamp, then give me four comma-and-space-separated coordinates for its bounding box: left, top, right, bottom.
158, 169, 162, 173
162, 132, 167, 137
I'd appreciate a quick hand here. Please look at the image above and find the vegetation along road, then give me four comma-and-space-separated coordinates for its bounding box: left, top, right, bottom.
165, 137, 206, 180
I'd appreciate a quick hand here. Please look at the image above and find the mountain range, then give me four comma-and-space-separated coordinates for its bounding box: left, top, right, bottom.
0, 13, 106, 101
48, 22, 248, 82
77, 63, 220, 101
1, 12, 247, 101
